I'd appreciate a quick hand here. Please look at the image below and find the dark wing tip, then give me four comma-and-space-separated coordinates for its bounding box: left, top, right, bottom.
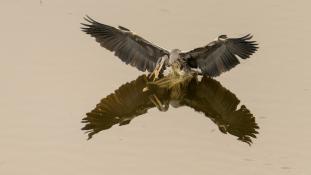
238, 136, 253, 146
83, 15, 96, 24
81, 15, 98, 33
241, 33, 253, 40
80, 23, 92, 31
81, 113, 117, 140
223, 104, 259, 145
82, 15, 103, 28
229, 34, 259, 59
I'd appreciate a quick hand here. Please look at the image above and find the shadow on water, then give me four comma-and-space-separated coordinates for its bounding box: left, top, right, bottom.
82, 74, 259, 145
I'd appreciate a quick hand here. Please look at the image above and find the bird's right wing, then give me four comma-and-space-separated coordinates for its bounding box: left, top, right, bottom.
182, 76, 259, 145
81, 16, 169, 72
82, 75, 155, 139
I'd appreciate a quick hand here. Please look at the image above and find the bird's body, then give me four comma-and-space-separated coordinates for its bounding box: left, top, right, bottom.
169, 49, 192, 74
81, 16, 258, 79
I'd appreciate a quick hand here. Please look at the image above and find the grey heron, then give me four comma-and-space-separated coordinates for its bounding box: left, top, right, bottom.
81, 16, 258, 79
81, 16, 260, 145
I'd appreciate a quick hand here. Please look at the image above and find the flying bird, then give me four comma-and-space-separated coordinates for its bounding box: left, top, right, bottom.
81, 16, 258, 79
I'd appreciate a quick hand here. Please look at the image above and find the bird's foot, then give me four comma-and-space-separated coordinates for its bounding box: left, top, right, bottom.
149, 94, 168, 112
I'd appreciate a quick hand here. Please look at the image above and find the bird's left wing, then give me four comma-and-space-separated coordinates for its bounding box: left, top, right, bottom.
181, 34, 258, 77
81, 16, 169, 72
182, 76, 259, 145
81, 75, 156, 139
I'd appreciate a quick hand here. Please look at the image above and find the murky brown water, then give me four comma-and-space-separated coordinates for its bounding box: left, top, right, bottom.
1, 0, 311, 174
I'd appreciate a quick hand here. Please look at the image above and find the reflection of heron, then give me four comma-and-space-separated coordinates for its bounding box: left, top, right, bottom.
82, 74, 259, 145
81, 16, 258, 80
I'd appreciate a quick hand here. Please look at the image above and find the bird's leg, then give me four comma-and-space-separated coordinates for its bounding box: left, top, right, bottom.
153, 60, 165, 81
149, 94, 168, 112
148, 56, 167, 81
148, 64, 160, 80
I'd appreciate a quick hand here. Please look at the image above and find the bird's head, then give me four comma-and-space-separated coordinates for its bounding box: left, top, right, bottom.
169, 49, 181, 65
218, 35, 228, 41
171, 49, 181, 54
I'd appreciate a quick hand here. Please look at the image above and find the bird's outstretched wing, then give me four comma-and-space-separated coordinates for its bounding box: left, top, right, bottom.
182, 76, 259, 145
81, 16, 169, 72
81, 75, 155, 139
181, 34, 258, 77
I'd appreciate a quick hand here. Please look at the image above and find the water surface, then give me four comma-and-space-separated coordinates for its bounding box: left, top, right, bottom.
1, 0, 311, 174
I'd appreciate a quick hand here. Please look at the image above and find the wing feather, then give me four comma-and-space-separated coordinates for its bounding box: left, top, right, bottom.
182, 34, 258, 77
182, 76, 259, 145
81, 75, 155, 139
81, 16, 169, 72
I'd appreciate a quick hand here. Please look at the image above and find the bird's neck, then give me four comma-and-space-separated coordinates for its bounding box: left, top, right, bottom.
169, 53, 179, 64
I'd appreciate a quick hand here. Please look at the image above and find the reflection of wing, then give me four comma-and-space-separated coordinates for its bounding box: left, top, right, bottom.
81, 16, 169, 72
182, 35, 258, 77
183, 76, 259, 145
82, 75, 155, 139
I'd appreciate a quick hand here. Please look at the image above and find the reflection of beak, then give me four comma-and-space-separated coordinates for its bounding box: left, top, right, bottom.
142, 87, 149, 92
218, 37, 226, 42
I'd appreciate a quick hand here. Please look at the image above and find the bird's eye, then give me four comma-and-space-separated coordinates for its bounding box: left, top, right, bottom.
218, 35, 227, 41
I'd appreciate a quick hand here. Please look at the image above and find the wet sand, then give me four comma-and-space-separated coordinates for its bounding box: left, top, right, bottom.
1, 0, 311, 174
